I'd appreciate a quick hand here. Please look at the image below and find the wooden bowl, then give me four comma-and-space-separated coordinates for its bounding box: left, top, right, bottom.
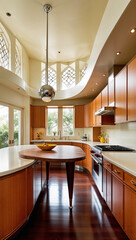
37, 144, 56, 151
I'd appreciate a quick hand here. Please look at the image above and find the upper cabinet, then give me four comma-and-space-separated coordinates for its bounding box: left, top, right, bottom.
102, 86, 108, 107
84, 103, 91, 128
115, 67, 127, 123
30, 105, 45, 128
95, 93, 102, 126
75, 105, 84, 128
128, 57, 136, 121
108, 73, 115, 106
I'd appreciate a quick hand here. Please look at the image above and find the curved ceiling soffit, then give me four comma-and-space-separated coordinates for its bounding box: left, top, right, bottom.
0, 0, 130, 100
30, 0, 130, 100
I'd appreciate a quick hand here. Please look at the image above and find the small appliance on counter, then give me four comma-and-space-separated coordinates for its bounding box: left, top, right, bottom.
81, 134, 87, 141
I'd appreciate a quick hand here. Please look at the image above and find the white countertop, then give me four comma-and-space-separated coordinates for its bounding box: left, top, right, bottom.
0, 142, 136, 178
0, 145, 35, 177
103, 152, 136, 177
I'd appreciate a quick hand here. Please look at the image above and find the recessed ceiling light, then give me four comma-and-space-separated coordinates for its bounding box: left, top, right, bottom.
130, 28, 136, 33
116, 52, 121, 56
58, 51, 61, 54
102, 74, 106, 77
96, 82, 98, 85
17, 87, 20, 90
6, 12, 11, 17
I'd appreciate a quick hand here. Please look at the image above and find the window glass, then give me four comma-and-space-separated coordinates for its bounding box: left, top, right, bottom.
14, 109, 21, 145
41, 64, 57, 90
15, 45, 21, 76
62, 108, 74, 136
0, 33, 9, 69
0, 105, 9, 148
62, 67, 75, 90
47, 108, 58, 136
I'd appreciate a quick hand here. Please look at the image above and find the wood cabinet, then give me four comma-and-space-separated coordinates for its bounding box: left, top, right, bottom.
124, 172, 136, 240
0, 170, 27, 240
95, 93, 102, 126
112, 172, 123, 228
103, 159, 112, 210
75, 105, 84, 128
102, 86, 108, 107
30, 105, 45, 128
108, 72, 115, 106
82, 144, 92, 174
128, 57, 136, 121
27, 166, 34, 216
115, 67, 127, 123
84, 103, 91, 127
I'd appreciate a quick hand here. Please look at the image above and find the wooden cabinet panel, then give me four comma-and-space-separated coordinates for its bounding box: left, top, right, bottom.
107, 170, 111, 210
75, 105, 84, 128
128, 57, 136, 121
102, 86, 108, 107
124, 185, 136, 240
92, 100, 96, 126
31, 105, 45, 128
124, 172, 136, 191
112, 165, 123, 180
103, 159, 111, 210
0, 170, 27, 240
108, 73, 115, 106
112, 174, 123, 228
82, 144, 92, 174
95, 94, 102, 126
71, 143, 83, 166
115, 67, 127, 123
27, 166, 34, 216
84, 103, 91, 128
103, 167, 107, 202
82, 146, 88, 169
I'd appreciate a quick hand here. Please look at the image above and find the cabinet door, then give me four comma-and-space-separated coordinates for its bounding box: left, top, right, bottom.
75, 105, 84, 128
124, 185, 136, 240
128, 57, 136, 121
102, 86, 108, 107
92, 100, 96, 126
112, 174, 123, 228
95, 94, 102, 126
87, 147, 92, 174
107, 170, 111, 210
31, 106, 45, 128
82, 146, 88, 169
84, 104, 90, 128
71, 143, 83, 166
108, 73, 115, 106
115, 67, 127, 123
103, 167, 107, 202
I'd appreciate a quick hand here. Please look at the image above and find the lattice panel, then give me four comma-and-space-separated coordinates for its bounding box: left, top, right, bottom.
15, 46, 21, 76
62, 67, 75, 89
80, 64, 87, 79
41, 67, 56, 90
0, 33, 9, 69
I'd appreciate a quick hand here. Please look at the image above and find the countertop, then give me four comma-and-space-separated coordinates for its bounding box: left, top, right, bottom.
0, 141, 136, 178
0, 145, 35, 177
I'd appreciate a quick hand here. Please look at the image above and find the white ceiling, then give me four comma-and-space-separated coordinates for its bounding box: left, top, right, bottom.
0, 0, 108, 62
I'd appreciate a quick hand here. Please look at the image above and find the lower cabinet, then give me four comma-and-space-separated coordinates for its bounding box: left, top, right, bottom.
112, 174, 123, 228
71, 143, 83, 166
103, 158, 136, 240
82, 144, 92, 174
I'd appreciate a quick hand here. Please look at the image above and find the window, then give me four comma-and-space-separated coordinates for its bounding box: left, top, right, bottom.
80, 64, 87, 80
0, 105, 9, 148
62, 66, 75, 90
15, 44, 21, 76
47, 107, 74, 137
41, 63, 57, 90
14, 109, 21, 145
62, 108, 74, 136
0, 32, 9, 69
47, 108, 58, 136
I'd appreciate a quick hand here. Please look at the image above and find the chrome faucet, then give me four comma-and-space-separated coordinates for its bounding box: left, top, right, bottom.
58, 130, 62, 140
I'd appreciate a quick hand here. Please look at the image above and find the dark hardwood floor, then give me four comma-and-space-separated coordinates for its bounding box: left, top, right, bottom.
13, 167, 128, 240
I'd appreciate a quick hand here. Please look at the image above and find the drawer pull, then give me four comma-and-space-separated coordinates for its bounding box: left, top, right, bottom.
130, 180, 136, 187
106, 163, 110, 166
114, 169, 120, 174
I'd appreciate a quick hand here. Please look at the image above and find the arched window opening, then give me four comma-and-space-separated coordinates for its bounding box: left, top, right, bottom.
80, 64, 87, 80
15, 44, 21, 76
41, 63, 57, 90
0, 32, 9, 69
62, 66, 75, 90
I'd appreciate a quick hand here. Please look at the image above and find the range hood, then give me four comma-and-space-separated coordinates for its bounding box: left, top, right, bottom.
95, 106, 115, 116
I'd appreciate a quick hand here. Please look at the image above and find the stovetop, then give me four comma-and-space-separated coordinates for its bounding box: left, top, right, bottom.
94, 145, 135, 152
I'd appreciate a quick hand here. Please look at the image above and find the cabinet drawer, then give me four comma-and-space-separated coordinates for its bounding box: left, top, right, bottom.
103, 159, 111, 172
112, 165, 123, 180
124, 172, 136, 191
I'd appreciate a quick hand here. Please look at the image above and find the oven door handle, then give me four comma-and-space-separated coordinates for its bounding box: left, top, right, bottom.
91, 154, 101, 165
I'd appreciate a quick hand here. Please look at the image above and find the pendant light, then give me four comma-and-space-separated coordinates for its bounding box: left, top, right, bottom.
39, 4, 55, 102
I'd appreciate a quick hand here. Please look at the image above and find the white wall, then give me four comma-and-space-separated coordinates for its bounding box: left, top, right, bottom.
101, 122, 136, 148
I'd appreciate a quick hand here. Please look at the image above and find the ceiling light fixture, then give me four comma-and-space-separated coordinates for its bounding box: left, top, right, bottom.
130, 28, 136, 33
6, 12, 11, 17
116, 52, 121, 56
39, 4, 55, 103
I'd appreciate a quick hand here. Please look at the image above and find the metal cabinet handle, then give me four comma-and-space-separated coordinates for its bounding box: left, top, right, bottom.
130, 180, 136, 186
114, 169, 120, 174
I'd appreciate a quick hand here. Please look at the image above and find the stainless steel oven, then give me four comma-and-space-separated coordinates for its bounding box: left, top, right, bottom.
91, 150, 103, 196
